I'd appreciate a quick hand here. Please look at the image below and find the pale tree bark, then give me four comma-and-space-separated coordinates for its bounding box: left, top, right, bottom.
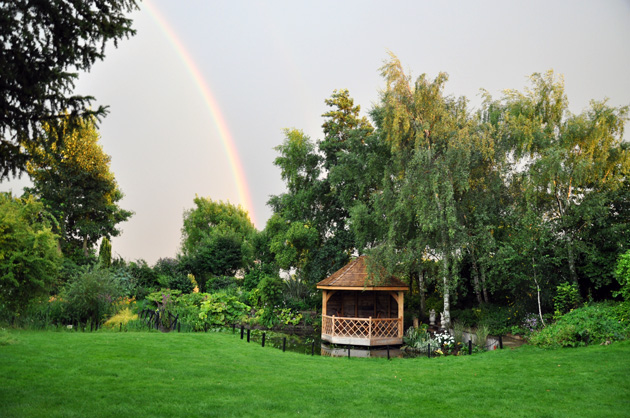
532, 257, 546, 327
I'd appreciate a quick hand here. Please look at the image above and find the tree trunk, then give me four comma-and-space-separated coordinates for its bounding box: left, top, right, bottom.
442, 255, 451, 328
83, 236, 88, 258
532, 257, 546, 327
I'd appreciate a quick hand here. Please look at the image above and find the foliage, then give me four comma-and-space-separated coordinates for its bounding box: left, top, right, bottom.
453, 321, 465, 344
167, 273, 196, 294
614, 250, 630, 301
98, 238, 112, 268
554, 282, 581, 317
475, 323, 490, 349
127, 259, 159, 297
180, 197, 256, 284
60, 266, 123, 324
0, 0, 138, 178
197, 293, 249, 329
403, 324, 434, 350
103, 307, 137, 328
529, 301, 630, 348
249, 275, 284, 327
204, 276, 238, 293
145, 289, 182, 330
276, 308, 302, 326
24, 116, 133, 260
152, 258, 194, 294
0, 193, 62, 314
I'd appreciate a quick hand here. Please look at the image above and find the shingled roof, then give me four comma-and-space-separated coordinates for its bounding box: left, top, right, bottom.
316, 256, 409, 290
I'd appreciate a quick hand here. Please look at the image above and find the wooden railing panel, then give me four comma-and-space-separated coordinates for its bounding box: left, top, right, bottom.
322, 315, 401, 340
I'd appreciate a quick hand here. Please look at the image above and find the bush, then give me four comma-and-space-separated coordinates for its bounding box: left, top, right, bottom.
0, 193, 62, 314
61, 267, 123, 324
554, 282, 581, 317
167, 273, 195, 294
197, 293, 250, 329
614, 250, 630, 301
529, 301, 630, 348
205, 276, 237, 293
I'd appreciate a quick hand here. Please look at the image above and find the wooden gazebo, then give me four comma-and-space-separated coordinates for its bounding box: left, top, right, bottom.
317, 256, 409, 346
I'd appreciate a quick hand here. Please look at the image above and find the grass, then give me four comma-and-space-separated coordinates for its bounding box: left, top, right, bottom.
1, 330, 629, 417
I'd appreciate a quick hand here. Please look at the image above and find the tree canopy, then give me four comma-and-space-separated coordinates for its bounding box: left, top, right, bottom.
24, 116, 133, 260
0, 0, 138, 178
180, 197, 256, 288
0, 193, 62, 313
264, 54, 630, 320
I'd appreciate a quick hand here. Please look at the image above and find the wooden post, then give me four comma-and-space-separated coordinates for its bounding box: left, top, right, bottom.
282, 337, 286, 352
322, 290, 327, 316
262, 332, 266, 347
247, 329, 250, 343
468, 339, 472, 355
369, 317, 372, 339
398, 291, 404, 338
240, 325, 244, 339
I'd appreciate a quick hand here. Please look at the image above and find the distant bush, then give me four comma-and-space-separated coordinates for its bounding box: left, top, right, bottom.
529, 301, 630, 348
61, 267, 123, 324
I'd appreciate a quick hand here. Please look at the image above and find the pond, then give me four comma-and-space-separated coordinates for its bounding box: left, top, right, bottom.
233, 327, 403, 358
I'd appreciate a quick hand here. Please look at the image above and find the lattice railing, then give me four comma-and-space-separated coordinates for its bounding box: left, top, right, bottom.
372, 318, 399, 338
322, 315, 401, 339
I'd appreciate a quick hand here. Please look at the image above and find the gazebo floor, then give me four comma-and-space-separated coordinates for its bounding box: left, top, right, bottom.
321, 334, 403, 347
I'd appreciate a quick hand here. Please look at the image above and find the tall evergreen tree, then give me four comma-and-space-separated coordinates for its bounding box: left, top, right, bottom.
0, 0, 138, 178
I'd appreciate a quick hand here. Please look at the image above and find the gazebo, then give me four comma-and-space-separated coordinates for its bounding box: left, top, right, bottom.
317, 256, 409, 346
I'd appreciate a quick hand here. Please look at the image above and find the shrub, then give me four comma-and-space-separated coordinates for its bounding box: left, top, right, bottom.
61, 267, 123, 324
554, 282, 581, 317
0, 193, 62, 314
403, 324, 433, 350
475, 323, 490, 349
614, 250, 630, 301
198, 293, 249, 329
529, 301, 630, 348
167, 273, 195, 294
103, 307, 137, 328
205, 276, 237, 293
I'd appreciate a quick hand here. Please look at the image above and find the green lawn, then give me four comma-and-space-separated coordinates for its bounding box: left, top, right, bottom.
1, 330, 629, 417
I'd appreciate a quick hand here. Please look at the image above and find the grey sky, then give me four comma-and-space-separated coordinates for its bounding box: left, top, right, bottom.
3, 0, 629, 264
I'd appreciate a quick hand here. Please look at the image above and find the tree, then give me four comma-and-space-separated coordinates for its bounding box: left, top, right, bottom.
372, 54, 475, 326
24, 116, 133, 260
180, 197, 256, 286
98, 237, 112, 268
0, 0, 138, 178
498, 71, 630, 290
0, 193, 62, 314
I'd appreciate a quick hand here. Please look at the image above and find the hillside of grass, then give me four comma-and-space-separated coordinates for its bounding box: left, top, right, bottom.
1, 330, 629, 417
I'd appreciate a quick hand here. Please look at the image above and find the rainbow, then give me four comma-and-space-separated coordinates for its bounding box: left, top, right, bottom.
143, 1, 257, 226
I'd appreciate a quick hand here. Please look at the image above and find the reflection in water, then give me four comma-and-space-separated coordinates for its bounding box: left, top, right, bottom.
320, 343, 402, 358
